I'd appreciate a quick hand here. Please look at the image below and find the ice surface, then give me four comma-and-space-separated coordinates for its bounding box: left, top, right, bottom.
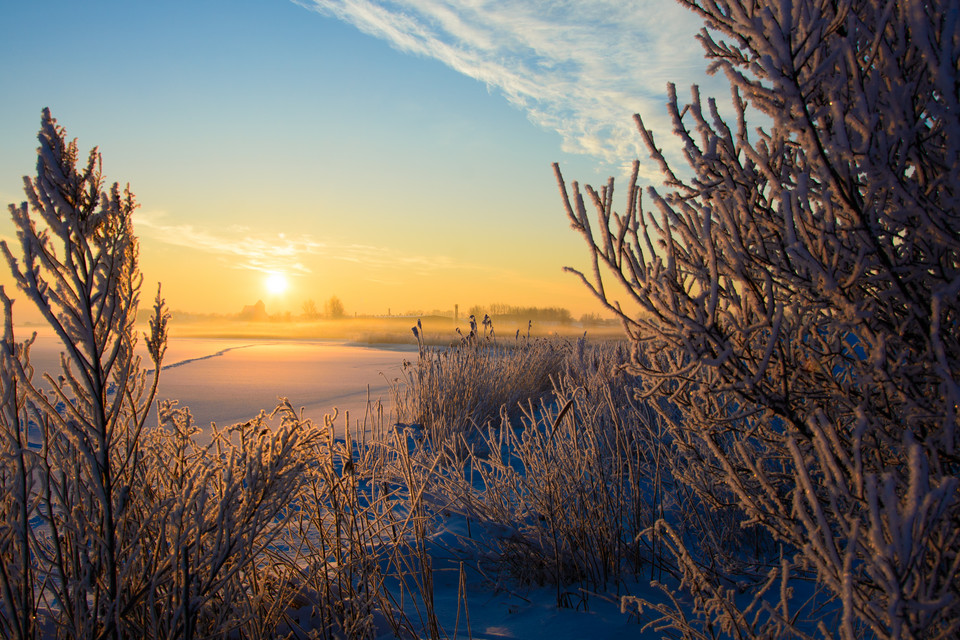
19, 327, 415, 438
156, 339, 414, 434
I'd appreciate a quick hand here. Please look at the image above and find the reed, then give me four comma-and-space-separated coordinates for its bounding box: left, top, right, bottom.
394, 317, 569, 446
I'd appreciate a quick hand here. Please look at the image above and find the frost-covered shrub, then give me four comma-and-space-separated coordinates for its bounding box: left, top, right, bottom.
127, 400, 321, 639
0, 108, 170, 640
0, 322, 40, 640
0, 110, 326, 640
555, 1, 959, 638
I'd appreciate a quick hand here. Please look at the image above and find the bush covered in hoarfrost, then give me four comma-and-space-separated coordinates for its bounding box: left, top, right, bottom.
555, 0, 959, 638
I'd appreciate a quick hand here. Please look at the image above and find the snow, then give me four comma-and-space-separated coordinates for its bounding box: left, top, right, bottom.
155, 339, 415, 436
21, 327, 416, 438
397, 516, 663, 640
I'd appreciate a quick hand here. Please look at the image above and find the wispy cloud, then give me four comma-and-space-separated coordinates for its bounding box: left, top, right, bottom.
135, 211, 467, 276
294, 0, 720, 177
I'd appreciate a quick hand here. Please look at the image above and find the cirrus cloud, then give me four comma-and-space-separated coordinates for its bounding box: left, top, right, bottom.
136, 211, 467, 277
294, 0, 723, 177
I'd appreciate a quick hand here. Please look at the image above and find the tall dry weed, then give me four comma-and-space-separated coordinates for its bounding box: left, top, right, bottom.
395, 317, 569, 445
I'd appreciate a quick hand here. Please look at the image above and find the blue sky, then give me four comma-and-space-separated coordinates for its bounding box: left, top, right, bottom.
0, 0, 720, 319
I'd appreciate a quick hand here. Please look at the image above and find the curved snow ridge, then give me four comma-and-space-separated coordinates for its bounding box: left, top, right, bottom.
147, 344, 260, 374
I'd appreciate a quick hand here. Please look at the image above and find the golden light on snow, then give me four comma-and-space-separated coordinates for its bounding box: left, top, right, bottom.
264, 272, 289, 295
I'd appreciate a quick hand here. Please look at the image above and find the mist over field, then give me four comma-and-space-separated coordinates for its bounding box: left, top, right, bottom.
159, 312, 623, 342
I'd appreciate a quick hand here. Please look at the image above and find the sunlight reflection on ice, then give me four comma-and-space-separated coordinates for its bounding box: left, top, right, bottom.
20, 326, 414, 439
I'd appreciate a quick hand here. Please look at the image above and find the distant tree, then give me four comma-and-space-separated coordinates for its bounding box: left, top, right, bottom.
302, 298, 320, 319
578, 312, 609, 326
556, 1, 959, 638
467, 304, 486, 319
325, 295, 345, 319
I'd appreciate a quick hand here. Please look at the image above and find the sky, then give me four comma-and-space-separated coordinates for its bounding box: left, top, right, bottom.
0, 0, 723, 322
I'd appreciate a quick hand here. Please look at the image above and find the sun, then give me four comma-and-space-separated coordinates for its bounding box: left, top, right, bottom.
264, 272, 289, 295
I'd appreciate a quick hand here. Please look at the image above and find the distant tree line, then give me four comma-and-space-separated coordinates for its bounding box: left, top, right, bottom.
469, 303, 573, 324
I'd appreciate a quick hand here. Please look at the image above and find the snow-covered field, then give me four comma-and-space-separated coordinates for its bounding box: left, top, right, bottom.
21, 326, 416, 437
155, 338, 414, 434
